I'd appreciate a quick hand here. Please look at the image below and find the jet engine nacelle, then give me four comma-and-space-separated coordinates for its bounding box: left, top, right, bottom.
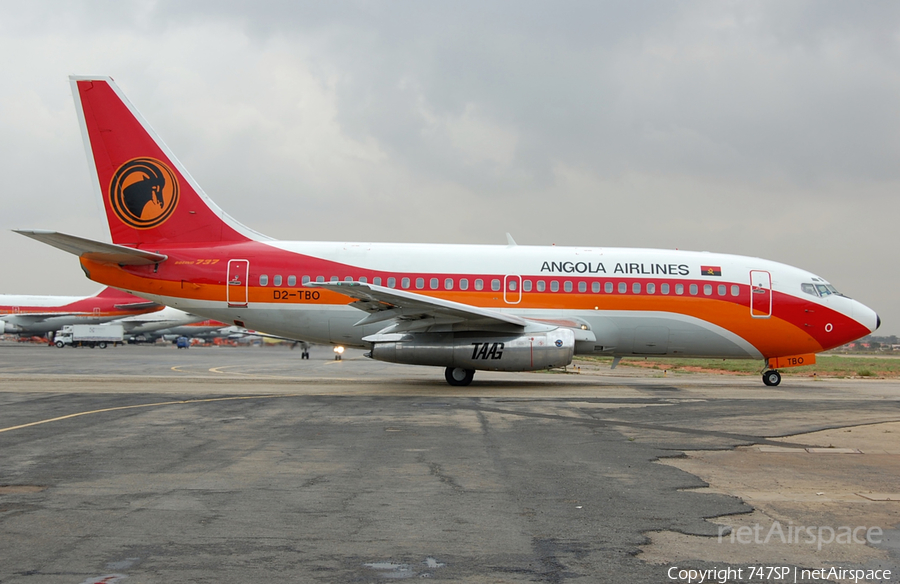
0, 320, 20, 334
369, 328, 575, 371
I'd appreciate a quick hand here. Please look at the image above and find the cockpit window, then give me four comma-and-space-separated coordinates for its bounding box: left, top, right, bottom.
803, 282, 844, 298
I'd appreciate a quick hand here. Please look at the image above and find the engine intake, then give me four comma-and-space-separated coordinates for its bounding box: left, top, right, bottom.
369, 328, 575, 371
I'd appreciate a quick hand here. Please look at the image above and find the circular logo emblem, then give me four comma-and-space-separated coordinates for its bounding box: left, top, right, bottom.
555, 339, 563, 348
109, 157, 179, 229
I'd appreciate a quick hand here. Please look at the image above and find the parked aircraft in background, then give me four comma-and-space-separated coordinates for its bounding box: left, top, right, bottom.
116, 306, 206, 336
17, 76, 880, 386
0, 286, 162, 335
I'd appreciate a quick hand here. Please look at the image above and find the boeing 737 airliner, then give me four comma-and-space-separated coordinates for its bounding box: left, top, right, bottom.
17, 77, 880, 385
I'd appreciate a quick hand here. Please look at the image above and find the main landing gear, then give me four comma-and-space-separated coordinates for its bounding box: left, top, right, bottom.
445, 367, 475, 387
762, 369, 782, 386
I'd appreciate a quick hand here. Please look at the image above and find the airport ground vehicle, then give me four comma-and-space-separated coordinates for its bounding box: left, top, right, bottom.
176, 336, 190, 349
54, 324, 124, 348
18, 77, 880, 386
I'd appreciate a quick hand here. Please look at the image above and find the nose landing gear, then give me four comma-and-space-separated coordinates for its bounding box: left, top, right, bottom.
762, 369, 782, 386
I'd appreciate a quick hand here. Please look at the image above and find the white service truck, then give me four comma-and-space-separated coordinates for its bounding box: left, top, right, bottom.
54, 324, 124, 348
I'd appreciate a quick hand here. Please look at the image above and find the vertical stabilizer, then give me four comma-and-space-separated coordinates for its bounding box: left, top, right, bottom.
70, 76, 264, 246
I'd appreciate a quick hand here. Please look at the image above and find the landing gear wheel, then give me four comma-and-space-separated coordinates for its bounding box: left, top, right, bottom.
445, 367, 475, 387
301, 351, 309, 359
762, 370, 782, 386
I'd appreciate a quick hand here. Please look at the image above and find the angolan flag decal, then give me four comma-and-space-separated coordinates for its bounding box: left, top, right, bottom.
701, 266, 722, 277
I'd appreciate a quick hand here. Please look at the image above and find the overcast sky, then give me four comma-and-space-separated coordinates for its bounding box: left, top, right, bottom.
1, 1, 898, 335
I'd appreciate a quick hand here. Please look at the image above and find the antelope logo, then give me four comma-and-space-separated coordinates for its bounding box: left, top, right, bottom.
109, 158, 179, 229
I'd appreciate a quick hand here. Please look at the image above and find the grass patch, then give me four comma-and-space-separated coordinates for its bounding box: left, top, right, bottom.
575, 354, 900, 378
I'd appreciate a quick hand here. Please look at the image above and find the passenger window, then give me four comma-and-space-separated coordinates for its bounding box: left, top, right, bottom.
388, 277, 396, 288
523, 280, 532, 292
416, 278, 425, 289
592, 282, 600, 293
618, 282, 627, 294
373, 277, 381, 285
564, 281, 573, 292
401, 277, 410, 289
344, 276, 353, 282
717, 284, 725, 296
537, 280, 546, 292
460, 278, 469, 290
316, 276, 325, 283
578, 281, 587, 293
330, 276, 339, 283
647, 283, 656, 294
731, 284, 739, 296
259, 275, 269, 286
508, 280, 518, 291
274, 275, 282, 286
661, 283, 669, 294
690, 284, 698, 295
430, 278, 439, 290
491, 279, 501, 291
704, 284, 712, 296
550, 281, 560, 292
287, 275, 296, 286
302, 275, 310, 285
675, 283, 684, 295
604, 282, 613, 293
633, 282, 641, 294
359, 276, 367, 284
475, 279, 484, 290
444, 278, 453, 290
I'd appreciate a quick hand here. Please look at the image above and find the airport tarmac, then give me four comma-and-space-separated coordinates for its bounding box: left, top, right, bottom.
0, 343, 898, 583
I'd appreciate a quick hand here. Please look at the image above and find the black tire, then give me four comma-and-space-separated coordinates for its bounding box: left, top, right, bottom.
98, 342, 108, 349
762, 370, 782, 386
55, 340, 64, 348
445, 367, 475, 387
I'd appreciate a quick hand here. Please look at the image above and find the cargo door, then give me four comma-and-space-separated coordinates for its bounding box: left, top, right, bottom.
227, 259, 250, 307
750, 270, 772, 318
633, 326, 670, 355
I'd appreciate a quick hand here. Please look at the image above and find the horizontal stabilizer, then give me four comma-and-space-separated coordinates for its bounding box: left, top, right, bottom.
14, 230, 168, 266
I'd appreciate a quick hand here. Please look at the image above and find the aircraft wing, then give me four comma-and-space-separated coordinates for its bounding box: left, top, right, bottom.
308, 281, 528, 331
14, 230, 168, 266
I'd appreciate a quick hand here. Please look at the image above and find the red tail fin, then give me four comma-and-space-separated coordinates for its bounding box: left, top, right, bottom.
71, 76, 260, 246
93, 286, 145, 300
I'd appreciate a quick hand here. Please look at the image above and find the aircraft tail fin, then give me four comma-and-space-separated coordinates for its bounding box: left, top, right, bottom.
70, 76, 266, 246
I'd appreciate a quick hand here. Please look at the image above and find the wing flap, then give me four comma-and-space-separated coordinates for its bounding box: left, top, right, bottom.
14, 230, 168, 266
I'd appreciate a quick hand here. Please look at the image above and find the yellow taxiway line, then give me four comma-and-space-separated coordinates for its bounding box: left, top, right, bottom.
0, 394, 287, 434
